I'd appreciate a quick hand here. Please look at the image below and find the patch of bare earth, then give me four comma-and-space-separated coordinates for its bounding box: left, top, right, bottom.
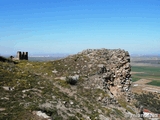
131, 72, 144, 74
132, 79, 160, 93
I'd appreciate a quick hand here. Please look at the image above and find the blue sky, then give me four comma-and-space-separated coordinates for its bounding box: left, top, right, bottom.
0, 0, 160, 56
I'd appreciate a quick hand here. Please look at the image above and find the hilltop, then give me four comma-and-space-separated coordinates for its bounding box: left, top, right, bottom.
0, 49, 151, 120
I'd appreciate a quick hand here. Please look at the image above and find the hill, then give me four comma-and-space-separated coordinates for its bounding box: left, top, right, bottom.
0, 49, 146, 120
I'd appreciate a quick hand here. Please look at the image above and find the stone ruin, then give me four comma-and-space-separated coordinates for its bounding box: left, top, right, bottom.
17, 51, 28, 60
10, 51, 28, 60
75, 48, 132, 103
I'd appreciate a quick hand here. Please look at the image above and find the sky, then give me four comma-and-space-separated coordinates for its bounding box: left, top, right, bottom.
0, 0, 160, 56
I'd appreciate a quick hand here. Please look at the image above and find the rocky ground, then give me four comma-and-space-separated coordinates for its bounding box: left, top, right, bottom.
0, 49, 158, 120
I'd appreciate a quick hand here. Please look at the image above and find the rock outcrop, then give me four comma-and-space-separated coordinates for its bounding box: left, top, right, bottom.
66, 48, 132, 102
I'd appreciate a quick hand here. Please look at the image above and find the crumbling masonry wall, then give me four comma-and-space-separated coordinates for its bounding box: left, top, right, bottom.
76, 49, 132, 102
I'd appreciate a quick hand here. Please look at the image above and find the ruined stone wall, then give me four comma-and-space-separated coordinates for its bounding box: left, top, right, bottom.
77, 49, 132, 102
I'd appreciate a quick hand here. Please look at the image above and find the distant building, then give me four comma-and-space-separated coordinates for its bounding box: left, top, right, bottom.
17, 51, 28, 60
143, 109, 159, 118
11, 51, 28, 60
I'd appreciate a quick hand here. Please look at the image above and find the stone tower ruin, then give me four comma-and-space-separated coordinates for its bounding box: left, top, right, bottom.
17, 51, 28, 60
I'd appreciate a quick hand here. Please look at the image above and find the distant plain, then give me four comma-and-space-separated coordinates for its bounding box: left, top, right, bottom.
131, 57, 160, 86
